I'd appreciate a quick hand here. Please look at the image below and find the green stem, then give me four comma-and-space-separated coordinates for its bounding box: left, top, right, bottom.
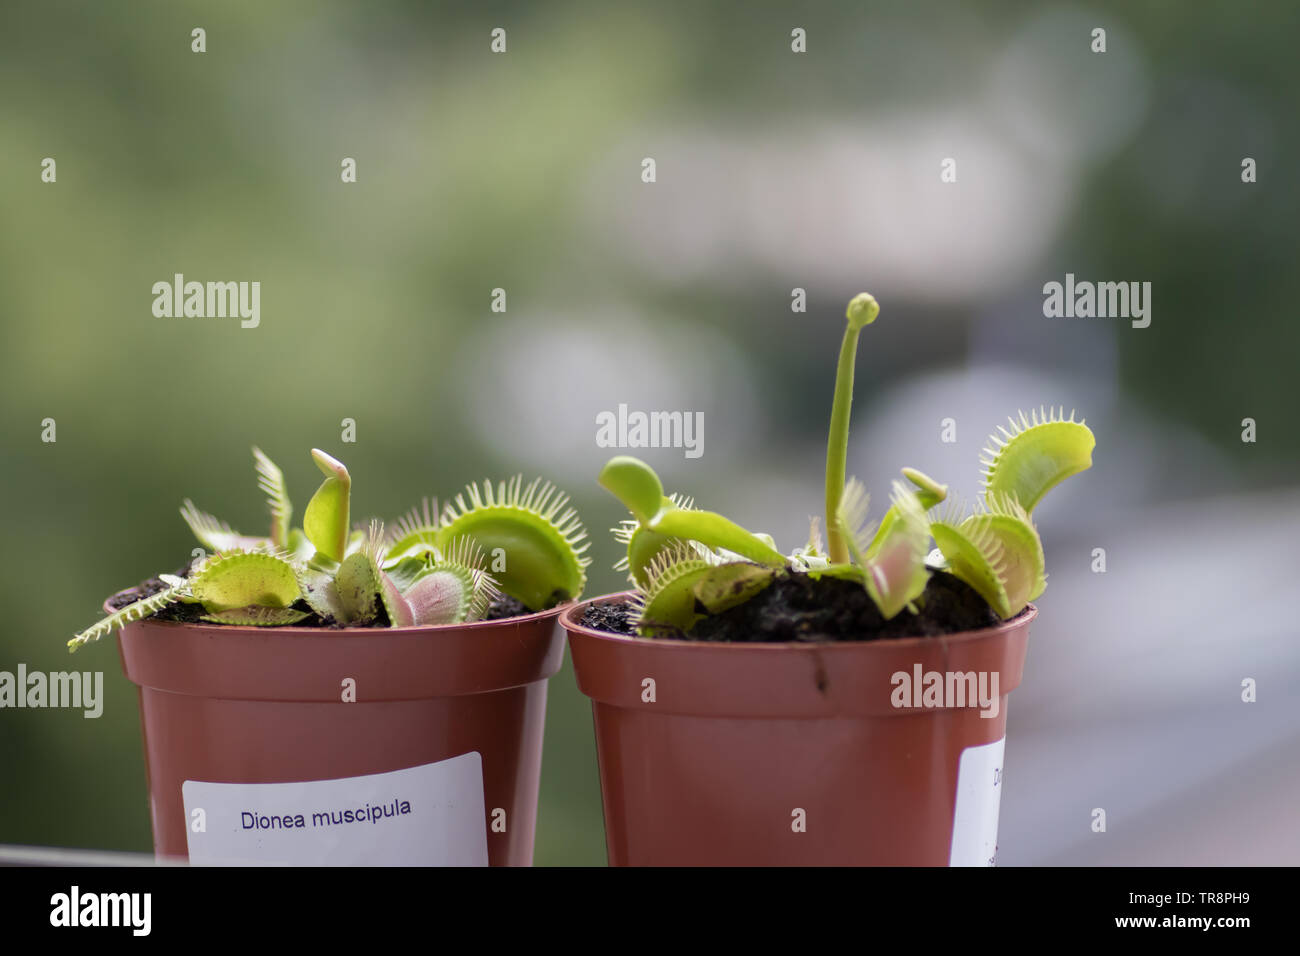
825, 293, 879, 563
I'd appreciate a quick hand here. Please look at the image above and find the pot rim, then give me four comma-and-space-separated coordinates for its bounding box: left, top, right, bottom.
104, 585, 573, 637
114, 594, 572, 701
561, 591, 1035, 717
561, 590, 1036, 651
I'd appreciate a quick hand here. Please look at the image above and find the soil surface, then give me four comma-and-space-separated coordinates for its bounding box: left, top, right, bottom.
578, 599, 638, 636
105, 564, 552, 629
484, 594, 530, 621
580, 570, 1003, 642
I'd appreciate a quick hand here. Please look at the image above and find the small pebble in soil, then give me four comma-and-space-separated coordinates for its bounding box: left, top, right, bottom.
580, 570, 1004, 643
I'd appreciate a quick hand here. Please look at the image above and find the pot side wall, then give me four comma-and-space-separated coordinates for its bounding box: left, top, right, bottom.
117, 609, 567, 866
565, 594, 1032, 866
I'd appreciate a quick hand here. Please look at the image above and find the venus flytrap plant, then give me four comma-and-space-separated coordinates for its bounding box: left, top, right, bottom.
831, 478, 933, 619
599, 292, 1096, 640
610, 492, 698, 589
67, 579, 192, 650
980, 407, 1095, 511
436, 476, 589, 610
399, 538, 501, 626
382, 474, 591, 612
928, 406, 1094, 617
599, 457, 787, 572
255, 446, 293, 550
70, 449, 589, 652
302, 448, 351, 564
598, 456, 789, 635
630, 542, 778, 637
180, 446, 317, 559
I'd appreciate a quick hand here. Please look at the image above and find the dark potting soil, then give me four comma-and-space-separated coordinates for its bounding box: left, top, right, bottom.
105, 566, 556, 629
578, 598, 638, 636
106, 575, 167, 611
580, 570, 1002, 643
484, 593, 530, 621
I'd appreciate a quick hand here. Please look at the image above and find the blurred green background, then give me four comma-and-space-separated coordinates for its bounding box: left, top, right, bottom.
1, 0, 1296, 865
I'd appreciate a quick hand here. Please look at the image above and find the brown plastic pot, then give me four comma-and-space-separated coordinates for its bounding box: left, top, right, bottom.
113, 594, 567, 866
562, 592, 1034, 866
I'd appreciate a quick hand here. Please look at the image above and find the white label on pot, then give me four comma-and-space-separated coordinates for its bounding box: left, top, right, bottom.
948, 737, 1004, 867
182, 752, 488, 866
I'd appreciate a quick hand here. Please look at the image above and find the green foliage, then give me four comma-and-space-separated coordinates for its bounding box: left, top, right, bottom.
600, 292, 1096, 637
929, 495, 1046, 619
253, 446, 292, 550
333, 532, 385, 626
631, 544, 776, 637
433, 476, 590, 611
69, 450, 588, 651
981, 407, 1094, 513
179, 500, 270, 554
201, 606, 311, 626
386, 497, 442, 559
852, 481, 933, 620
302, 449, 351, 564
598, 456, 665, 523
611, 492, 699, 590
67, 581, 190, 652
188, 551, 301, 612
599, 456, 785, 586
401, 538, 501, 626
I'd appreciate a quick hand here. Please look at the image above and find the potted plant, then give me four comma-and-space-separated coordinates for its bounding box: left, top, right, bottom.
71, 448, 590, 866
561, 292, 1095, 866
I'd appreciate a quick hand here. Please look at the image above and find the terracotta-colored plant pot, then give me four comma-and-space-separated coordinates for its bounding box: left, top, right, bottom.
113, 595, 567, 866
562, 592, 1034, 866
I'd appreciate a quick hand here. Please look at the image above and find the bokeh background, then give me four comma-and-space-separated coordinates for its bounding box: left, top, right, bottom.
2, 0, 1297, 865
